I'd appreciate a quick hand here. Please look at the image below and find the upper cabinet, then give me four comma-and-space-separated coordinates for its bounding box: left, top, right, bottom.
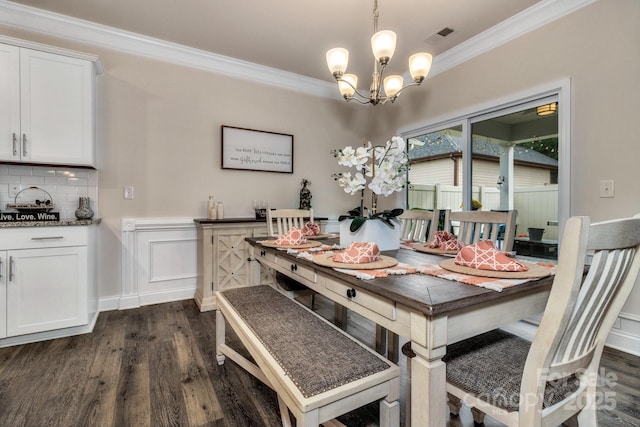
0, 40, 101, 168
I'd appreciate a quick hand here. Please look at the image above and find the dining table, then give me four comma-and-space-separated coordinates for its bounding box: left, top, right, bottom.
245, 237, 554, 427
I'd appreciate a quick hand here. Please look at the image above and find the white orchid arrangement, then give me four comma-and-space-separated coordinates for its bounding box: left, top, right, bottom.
332, 136, 409, 231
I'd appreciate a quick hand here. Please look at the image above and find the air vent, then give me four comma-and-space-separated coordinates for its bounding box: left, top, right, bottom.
424, 27, 454, 43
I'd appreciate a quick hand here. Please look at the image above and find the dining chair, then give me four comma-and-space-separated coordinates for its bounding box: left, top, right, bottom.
266, 208, 316, 308
266, 208, 314, 237
444, 213, 640, 426
398, 209, 447, 242
447, 209, 518, 251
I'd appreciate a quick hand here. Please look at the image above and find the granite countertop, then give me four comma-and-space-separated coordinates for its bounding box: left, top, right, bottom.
0, 218, 102, 228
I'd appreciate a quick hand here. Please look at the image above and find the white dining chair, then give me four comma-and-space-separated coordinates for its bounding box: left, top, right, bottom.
266, 208, 314, 237
398, 209, 446, 243
447, 209, 518, 251
444, 213, 640, 426
266, 208, 316, 308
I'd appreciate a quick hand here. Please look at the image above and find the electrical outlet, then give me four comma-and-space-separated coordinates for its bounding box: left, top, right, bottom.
123, 185, 135, 199
599, 180, 614, 198
9, 184, 22, 198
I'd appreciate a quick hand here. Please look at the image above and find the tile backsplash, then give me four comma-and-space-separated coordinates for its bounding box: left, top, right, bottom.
0, 165, 98, 220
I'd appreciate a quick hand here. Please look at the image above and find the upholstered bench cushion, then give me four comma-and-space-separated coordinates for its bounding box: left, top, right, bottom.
443, 329, 579, 412
220, 285, 393, 398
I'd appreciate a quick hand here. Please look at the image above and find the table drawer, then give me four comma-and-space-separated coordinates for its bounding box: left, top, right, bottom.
283, 259, 317, 283
255, 247, 277, 265
326, 280, 396, 321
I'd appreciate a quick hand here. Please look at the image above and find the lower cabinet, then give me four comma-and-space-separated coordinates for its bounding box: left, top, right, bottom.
0, 226, 95, 343
194, 220, 268, 311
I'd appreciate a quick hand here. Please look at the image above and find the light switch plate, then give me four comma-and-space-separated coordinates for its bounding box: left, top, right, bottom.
599, 180, 614, 198
123, 185, 135, 199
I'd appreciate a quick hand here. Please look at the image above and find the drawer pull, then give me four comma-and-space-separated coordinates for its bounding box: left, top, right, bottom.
31, 236, 64, 240
260, 250, 266, 257
346, 288, 357, 298
290, 264, 297, 272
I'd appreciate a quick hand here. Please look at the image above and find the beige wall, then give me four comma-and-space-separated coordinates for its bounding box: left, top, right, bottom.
2, 0, 639, 315
0, 26, 380, 298
371, 0, 640, 314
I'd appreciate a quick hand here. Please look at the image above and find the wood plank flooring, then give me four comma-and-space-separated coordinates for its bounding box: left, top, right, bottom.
0, 295, 638, 427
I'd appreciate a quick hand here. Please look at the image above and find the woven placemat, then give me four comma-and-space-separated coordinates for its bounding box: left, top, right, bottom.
439, 258, 552, 279
413, 244, 459, 256
259, 240, 322, 249
312, 253, 398, 270
305, 233, 339, 240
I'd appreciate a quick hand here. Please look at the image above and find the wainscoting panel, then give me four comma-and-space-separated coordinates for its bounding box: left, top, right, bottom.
121, 218, 197, 309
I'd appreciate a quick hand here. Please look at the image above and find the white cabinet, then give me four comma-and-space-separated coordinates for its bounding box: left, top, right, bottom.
0, 226, 96, 343
194, 220, 269, 311
0, 42, 99, 167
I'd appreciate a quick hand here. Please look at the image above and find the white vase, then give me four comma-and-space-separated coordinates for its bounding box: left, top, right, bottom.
339, 218, 401, 251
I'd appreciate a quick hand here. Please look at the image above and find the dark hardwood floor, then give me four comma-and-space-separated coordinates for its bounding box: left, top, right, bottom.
0, 295, 638, 427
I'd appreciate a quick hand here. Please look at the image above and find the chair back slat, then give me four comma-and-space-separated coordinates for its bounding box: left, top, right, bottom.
399, 209, 441, 242
521, 214, 640, 415
552, 248, 636, 365
447, 210, 517, 251
267, 208, 314, 237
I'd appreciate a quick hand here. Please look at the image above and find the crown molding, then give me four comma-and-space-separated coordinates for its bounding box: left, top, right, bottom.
0, 0, 594, 99
430, 0, 596, 77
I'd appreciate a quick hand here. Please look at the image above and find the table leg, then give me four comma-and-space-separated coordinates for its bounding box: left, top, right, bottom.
409, 315, 448, 427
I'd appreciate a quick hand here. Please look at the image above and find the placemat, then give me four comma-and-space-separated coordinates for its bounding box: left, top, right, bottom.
305, 233, 340, 240
412, 243, 458, 256
259, 240, 322, 249
439, 259, 552, 279
312, 253, 398, 270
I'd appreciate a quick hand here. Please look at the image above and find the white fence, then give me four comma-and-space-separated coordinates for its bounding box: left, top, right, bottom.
408, 183, 559, 240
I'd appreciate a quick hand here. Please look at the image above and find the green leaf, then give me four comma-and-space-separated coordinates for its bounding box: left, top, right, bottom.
349, 216, 367, 232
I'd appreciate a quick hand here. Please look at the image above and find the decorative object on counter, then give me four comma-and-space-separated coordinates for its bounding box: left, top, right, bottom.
332, 136, 407, 237
216, 201, 224, 220
207, 196, 217, 220
6, 186, 56, 214
299, 179, 312, 209
252, 200, 267, 219
74, 196, 94, 220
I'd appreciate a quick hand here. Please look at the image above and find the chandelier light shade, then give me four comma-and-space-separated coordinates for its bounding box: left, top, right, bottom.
536, 102, 558, 116
326, 0, 432, 105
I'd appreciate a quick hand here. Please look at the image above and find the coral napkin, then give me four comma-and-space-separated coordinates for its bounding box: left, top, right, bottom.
274, 227, 306, 246
333, 242, 380, 264
301, 221, 320, 236
429, 230, 465, 251
455, 240, 527, 271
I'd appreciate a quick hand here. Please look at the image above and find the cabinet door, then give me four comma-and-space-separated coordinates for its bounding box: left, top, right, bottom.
213, 228, 251, 292
0, 44, 20, 162
6, 246, 87, 336
0, 252, 7, 339
20, 49, 95, 166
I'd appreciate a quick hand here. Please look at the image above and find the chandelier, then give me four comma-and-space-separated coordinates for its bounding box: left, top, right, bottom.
326, 0, 433, 105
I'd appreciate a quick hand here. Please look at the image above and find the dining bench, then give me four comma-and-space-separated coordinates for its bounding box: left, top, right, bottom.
215, 285, 400, 427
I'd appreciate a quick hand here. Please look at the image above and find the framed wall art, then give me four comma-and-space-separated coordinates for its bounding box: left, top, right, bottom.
221, 125, 294, 173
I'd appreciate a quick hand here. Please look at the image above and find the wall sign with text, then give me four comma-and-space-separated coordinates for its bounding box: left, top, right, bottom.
221, 125, 293, 173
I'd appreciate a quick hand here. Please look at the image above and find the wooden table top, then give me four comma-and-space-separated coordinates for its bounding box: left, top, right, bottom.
246, 237, 555, 318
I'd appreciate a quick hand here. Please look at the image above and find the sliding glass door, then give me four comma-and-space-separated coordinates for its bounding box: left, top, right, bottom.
405, 85, 569, 260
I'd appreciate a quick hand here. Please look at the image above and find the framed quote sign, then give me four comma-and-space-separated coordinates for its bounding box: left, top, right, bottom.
221, 125, 294, 173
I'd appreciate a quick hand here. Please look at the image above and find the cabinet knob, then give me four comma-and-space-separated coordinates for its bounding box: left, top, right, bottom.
346, 288, 356, 298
